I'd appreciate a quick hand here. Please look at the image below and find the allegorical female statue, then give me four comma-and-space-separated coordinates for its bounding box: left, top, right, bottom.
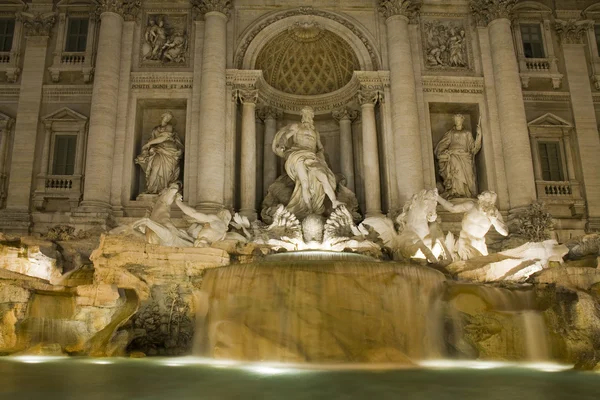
434, 114, 482, 199
272, 106, 343, 220
135, 111, 184, 194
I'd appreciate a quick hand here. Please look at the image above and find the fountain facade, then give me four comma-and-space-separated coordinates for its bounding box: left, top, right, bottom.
0, 0, 599, 374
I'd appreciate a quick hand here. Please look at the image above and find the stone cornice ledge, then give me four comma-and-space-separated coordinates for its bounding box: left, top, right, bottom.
522, 91, 571, 103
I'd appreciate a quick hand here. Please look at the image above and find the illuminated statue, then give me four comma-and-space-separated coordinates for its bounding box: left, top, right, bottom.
272, 106, 343, 220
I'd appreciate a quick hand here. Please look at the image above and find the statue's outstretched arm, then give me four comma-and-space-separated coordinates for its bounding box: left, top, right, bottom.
437, 195, 472, 213
491, 212, 509, 236
176, 198, 214, 223
472, 116, 483, 153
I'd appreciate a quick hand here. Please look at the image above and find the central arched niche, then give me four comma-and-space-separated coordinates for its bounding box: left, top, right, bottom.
255, 22, 360, 96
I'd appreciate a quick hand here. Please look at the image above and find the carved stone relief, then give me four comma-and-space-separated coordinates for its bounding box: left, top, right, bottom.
423, 19, 470, 70
141, 13, 189, 67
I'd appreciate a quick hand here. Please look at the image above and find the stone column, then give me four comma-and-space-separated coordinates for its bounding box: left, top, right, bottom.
236, 89, 258, 220
555, 20, 600, 230
358, 89, 383, 217
258, 107, 283, 196
0, 117, 14, 208
193, 0, 231, 212
1, 12, 55, 230
80, 1, 138, 212
379, 0, 424, 204
332, 107, 359, 192
471, 0, 536, 209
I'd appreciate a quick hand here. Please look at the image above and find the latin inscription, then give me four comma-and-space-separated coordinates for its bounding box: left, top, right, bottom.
131, 83, 193, 90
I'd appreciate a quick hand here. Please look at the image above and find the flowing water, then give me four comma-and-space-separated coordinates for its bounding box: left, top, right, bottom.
198, 251, 551, 364
21, 292, 78, 349
198, 252, 447, 362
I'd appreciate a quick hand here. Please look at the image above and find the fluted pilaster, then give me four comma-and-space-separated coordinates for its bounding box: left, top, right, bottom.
358, 89, 383, 217
192, 0, 231, 211
80, 5, 125, 211
258, 106, 283, 196
379, 0, 424, 204
332, 107, 358, 192
236, 88, 259, 220
471, 0, 536, 209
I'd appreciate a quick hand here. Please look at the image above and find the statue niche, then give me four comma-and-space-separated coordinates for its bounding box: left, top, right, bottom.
434, 113, 482, 199
135, 111, 184, 195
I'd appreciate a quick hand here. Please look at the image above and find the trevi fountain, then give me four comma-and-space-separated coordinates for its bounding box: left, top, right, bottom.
0, 0, 600, 398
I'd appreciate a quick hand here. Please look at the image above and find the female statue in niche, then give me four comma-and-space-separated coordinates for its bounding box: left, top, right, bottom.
434, 114, 482, 199
272, 106, 343, 220
135, 111, 184, 194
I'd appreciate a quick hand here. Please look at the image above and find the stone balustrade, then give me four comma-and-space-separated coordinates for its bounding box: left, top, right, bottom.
536, 180, 581, 199
34, 174, 83, 210
60, 53, 86, 65
0, 53, 10, 64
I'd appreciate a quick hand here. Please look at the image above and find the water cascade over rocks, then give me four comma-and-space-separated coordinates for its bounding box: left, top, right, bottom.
196, 252, 447, 363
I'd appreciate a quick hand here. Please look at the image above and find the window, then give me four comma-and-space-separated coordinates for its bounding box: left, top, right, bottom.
0, 18, 15, 52
520, 24, 545, 58
65, 18, 88, 52
538, 142, 563, 181
52, 135, 77, 175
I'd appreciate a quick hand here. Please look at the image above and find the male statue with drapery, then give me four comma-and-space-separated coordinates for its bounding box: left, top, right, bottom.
434, 114, 482, 199
272, 106, 343, 220
135, 111, 184, 194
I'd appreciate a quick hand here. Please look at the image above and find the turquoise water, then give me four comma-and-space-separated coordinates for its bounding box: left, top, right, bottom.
0, 358, 599, 400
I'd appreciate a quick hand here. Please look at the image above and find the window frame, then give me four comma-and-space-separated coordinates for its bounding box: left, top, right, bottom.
537, 140, 565, 182
64, 17, 89, 53
520, 23, 546, 59
51, 134, 78, 176
0, 17, 15, 53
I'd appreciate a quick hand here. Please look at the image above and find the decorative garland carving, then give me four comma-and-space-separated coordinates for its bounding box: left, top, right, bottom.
378, 0, 421, 20
554, 19, 594, 45
191, 0, 232, 19
234, 7, 380, 71
22, 12, 57, 37
470, 0, 517, 26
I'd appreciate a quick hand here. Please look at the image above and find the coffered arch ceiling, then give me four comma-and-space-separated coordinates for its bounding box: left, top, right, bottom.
255, 22, 360, 96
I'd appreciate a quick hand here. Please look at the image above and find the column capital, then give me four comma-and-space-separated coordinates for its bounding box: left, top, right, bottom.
22, 12, 57, 37
358, 89, 382, 106
332, 107, 359, 122
235, 88, 259, 105
555, 19, 594, 45
470, 0, 517, 27
95, 0, 141, 21
257, 106, 283, 122
379, 0, 421, 21
192, 0, 232, 20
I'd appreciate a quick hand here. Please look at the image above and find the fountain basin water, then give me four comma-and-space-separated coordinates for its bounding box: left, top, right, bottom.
1, 357, 597, 400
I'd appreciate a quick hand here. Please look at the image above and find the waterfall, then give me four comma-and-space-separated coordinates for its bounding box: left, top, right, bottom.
196, 252, 447, 363
21, 293, 77, 349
